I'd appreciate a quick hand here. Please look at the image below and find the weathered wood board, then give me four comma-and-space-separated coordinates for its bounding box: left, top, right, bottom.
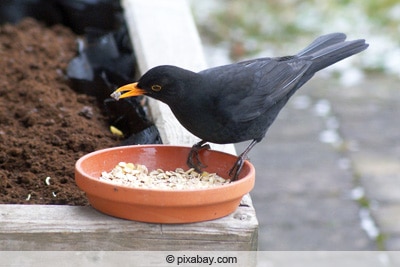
0, 195, 257, 250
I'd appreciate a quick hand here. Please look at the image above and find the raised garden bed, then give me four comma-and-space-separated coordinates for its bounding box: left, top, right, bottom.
0, 0, 258, 252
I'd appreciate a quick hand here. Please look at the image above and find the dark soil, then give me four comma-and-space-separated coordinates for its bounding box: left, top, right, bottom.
0, 18, 121, 205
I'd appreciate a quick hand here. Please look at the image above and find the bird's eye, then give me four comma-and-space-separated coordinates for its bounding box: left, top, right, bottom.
151, 84, 162, 91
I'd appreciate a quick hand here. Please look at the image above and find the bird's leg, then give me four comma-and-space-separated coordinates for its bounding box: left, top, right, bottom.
187, 140, 210, 173
229, 139, 259, 181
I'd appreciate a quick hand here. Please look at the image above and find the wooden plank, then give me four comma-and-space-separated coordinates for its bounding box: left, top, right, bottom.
122, 0, 206, 71
0, 202, 257, 250
0, 0, 258, 252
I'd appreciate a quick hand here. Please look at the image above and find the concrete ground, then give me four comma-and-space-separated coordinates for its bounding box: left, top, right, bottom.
235, 74, 400, 251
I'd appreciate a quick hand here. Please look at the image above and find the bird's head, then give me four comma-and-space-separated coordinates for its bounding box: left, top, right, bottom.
111, 65, 198, 103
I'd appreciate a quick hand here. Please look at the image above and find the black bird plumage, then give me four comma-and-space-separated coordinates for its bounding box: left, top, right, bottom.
112, 33, 368, 181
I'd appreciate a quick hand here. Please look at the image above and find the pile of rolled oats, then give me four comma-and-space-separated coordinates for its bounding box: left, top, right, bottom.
99, 162, 230, 190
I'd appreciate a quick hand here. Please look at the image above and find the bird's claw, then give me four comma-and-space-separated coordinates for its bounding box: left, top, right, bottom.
187, 141, 210, 173
229, 156, 245, 182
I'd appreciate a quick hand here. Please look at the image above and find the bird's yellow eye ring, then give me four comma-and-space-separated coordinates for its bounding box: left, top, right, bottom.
151, 85, 162, 91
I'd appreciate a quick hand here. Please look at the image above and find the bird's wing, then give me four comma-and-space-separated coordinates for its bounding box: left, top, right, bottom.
224, 58, 312, 122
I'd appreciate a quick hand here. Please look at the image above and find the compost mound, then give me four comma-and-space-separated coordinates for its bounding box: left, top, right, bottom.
0, 19, 120, 205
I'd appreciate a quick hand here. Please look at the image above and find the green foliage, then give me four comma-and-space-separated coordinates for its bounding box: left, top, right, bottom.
192, 0, 400, 74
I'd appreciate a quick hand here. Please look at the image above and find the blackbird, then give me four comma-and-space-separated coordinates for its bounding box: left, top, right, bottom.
111, 33, 368, 181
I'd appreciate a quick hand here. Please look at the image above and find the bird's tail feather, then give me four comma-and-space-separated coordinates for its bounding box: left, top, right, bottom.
297, 33, 368, 73
297, 33, 347, 57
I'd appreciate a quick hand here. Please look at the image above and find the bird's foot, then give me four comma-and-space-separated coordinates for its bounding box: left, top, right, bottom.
229, 139, 259, 182
229, 156, 245, 182
187, 141, 210, 173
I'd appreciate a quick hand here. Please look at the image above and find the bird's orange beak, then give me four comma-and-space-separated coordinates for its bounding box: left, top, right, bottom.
110, 82, 146, 100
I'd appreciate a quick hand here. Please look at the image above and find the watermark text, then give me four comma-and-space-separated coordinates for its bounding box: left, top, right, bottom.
166, 254, 238, 265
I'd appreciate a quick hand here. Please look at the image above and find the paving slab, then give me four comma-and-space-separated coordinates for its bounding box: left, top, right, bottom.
311, 74, 400, 250
236, 74, 400, 250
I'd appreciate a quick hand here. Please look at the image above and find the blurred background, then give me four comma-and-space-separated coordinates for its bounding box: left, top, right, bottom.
189, 0, 400, 250
190, 0, 398, 78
